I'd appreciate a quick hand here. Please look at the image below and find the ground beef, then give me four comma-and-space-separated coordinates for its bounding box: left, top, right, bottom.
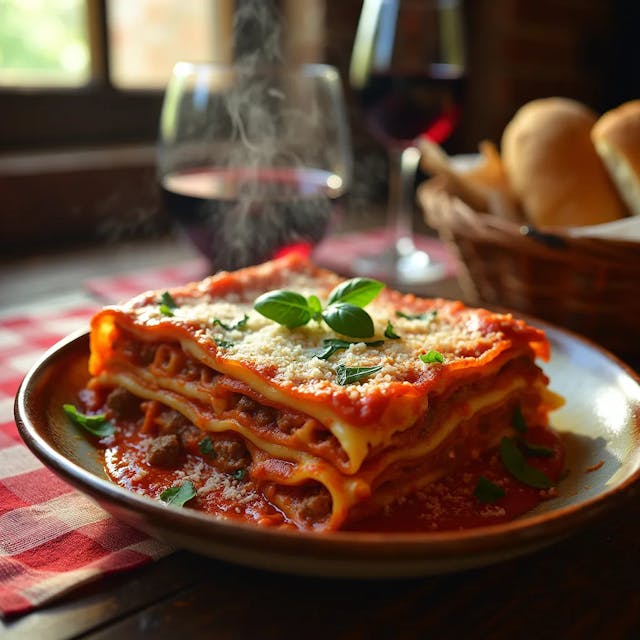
233, 395, 280, 429
155, 409, 190, 434
211, 437, 250, 473
146, 434, 182, 468
276, 412, 305, 434
235, 395, 258, 415
137, 343, 157, 365
298, 489, 332, 522
106, 388, 141, 419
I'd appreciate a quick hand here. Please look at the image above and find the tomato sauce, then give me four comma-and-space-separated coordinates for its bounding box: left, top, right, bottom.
349, 426, 565, 532
100, 414, 288, 528
97, 407, 564, 533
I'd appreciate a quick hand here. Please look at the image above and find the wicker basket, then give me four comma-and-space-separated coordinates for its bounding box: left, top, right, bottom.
418, 179, 640, 358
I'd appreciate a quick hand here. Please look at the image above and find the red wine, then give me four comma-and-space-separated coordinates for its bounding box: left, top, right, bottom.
357, 72, 463, 146
162, 167, 342, 270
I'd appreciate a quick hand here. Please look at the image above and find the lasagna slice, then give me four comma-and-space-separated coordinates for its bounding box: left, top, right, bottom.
86, 255, 562, 531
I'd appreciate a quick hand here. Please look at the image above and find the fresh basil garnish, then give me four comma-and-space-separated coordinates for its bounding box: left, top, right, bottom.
160, 291, 177, 308
500, 437, 553, 489
335, 363, 383, 385
395, 310, 437, 322
214, 337, 234, 348
160, 481, 197, 507
254, 277, 383, 339
198, 436, 217, 457
212, 314, 248, 331
419, 350, 445, 364
315, 338, 354, 360
159, 291, 177, 317
512, 405, 527, 434
254, 290, 311, 328
328, 277, 384, 307
307, 294, 323, 319
384, 321, 400, 339
474, 476, 506, 503
314, 338, 384, 360
63, 404, 115, 437
520, 440, 554, 458
232, 468, 247, 481
322, 302, 374, 338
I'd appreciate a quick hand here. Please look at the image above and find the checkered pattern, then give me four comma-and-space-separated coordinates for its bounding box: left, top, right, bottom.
0, 301, 170, 618
85, 257, 210, 304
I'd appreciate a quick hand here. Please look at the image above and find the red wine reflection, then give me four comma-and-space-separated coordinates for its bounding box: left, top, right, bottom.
162, 167, 342, 271
357, 72, 463, 147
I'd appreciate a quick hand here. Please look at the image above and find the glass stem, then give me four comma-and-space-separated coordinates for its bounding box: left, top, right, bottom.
388, 145, 421, 257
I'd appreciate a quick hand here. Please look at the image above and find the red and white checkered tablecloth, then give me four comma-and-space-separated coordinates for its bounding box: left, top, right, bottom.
85, 257, 210, 304
0, 299, 173, 618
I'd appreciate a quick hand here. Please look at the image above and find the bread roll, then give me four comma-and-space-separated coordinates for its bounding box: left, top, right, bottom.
592, 100, 640, 217
501, 97, 627, 227
419, 139, 522, 220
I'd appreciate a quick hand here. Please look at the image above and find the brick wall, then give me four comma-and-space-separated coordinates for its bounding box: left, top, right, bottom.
460, 0, 619, 150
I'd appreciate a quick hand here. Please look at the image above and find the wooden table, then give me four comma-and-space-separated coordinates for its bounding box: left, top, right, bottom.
5, 506, 640, 640
2, 238, 639, 640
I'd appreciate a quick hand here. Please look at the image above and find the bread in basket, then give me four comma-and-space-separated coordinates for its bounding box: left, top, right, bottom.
417, 97, 640, 359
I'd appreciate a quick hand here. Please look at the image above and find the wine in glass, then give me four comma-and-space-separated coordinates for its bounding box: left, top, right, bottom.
350, 0, 466, 285
158, 63, 353, 272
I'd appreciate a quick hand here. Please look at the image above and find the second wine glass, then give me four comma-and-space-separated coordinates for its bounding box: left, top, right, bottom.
350, 0, 465, 285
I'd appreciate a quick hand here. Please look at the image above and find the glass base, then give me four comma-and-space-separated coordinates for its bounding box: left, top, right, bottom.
352, 246, 446, 286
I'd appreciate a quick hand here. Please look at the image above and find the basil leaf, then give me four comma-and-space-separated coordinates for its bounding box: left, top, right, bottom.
500, 437, 553, 489
322, 303, 374, 338
512, 405, 527, 434
335, 363, 383, 385
160, 481, 197, 507
159, 304, 174, 317
212, 314, 248, 331
419, 350, 445, 364
315, 338, 353, 360
254, 290, 311, 328
384, 321, 400, 339
474, 476, 506, 503
63, 404, 115, 437
214, 337, 234, 348
198, 436, 217, 457
314, 338, 384, 360
232, 468, 247, 481
160, 291, 178, 309
396, 310, 437, 322
520, 440, 554, 458
307, 294, 323, 320
328, 278, 384, 308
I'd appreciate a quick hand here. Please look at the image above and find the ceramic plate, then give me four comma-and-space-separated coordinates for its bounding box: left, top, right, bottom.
14, 324, 640, 578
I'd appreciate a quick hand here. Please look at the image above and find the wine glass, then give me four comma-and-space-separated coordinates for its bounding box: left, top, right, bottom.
350, 0, 466, 285
158, 62, 353, 272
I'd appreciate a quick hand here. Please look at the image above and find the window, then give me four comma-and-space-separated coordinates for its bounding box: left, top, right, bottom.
0, 0, 91, 87
108, 0, 222, 89
0, 0, 328, 252
0, 0, 325, 151
0, 0, 236, 151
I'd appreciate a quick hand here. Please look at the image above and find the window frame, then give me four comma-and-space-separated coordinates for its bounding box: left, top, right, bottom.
0, 0, 164, 152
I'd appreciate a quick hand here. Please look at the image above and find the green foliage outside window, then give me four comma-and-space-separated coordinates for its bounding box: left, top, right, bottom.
0, 0, 89, 85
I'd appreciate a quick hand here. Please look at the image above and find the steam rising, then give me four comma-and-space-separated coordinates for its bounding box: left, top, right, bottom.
166, 0, 346, 271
